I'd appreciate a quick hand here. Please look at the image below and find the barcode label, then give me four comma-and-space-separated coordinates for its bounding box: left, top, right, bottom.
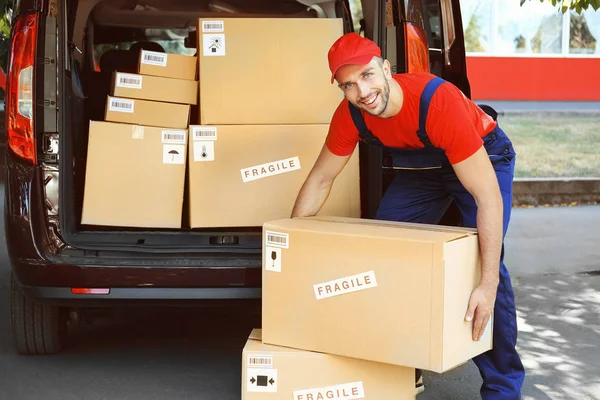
202, 20, 224, 32
265, 231, 289, 249
141, 50, 167, 67
116, 73, 142, 89
192, 126, 217, 141
109, 98, 134, 113
162, 130, 186, 144
248, 355, 273, 368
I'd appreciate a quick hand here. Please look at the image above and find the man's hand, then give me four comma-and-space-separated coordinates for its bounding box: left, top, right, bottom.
465, 282, 498, 341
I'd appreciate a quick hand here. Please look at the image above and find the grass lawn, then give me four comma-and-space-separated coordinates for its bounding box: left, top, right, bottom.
499, 114, 600, 178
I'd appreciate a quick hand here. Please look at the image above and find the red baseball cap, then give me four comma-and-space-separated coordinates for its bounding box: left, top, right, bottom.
328, 33, 382, 84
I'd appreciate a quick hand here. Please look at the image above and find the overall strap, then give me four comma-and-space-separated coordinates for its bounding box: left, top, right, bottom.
348, 102, 384, 146
417, 77, 446, 148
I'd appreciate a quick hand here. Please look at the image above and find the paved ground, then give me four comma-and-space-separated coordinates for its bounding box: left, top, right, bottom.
0, 182, 599, 399
475, 101, 600, 113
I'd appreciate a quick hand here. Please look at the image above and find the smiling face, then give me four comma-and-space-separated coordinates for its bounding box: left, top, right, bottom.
335, 57, 393, 117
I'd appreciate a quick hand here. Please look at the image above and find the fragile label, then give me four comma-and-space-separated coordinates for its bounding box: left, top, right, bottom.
141, 50, 167, 67
192, 126, 217, 141
293, 381, 365, 400
265, 247, 282, 272
314, 271, 377, 300
247, 368, 277, 393
194, 141, 215, 162
202, 20, 224, 32
116, 73, 142, 89
162, 130, 187, 144
109, 98, 134, 113
265, 231, 289, 249
203, 34, 226, 56
163, 144, 185, 164
241, 156, 300, 183
248, 355, 273, 368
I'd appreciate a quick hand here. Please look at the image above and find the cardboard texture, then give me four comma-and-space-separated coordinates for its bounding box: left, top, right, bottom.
137, 50, 197, 80
261, 216, 493, 373
242, 329, 416, 400
81, 121, 187, 228
110, 72, 198, 105
197, 18, 344, 125
104, 96, 190, 129
186, 125, 360, 228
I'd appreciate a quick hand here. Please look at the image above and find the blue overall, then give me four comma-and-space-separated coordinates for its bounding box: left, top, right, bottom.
348, 77, 525, 399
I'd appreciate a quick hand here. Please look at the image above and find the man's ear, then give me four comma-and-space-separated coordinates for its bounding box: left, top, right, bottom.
382, 59, 393, 79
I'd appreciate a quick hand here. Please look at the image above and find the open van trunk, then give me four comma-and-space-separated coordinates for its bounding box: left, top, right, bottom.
57, 0, 363, 253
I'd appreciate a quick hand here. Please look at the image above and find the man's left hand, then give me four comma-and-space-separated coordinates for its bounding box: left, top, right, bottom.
464, 282, 498, 341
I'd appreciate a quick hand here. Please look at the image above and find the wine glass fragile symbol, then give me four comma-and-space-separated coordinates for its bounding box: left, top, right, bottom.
271, 251, 277, 268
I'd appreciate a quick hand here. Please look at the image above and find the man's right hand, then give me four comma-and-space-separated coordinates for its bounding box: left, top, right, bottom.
290, 144, 352, 218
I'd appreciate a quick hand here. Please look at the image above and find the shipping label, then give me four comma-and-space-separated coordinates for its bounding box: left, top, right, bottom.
109, 98, 134, 113
141, 50, 167, 67
313, 271, 377, 300
162, 130, 187, 144
248, 355, 273, 368
240, 156, 300, 183
293, 381, 365, 400
202, 20, 224, 33
265, 231, 289, 249
192, 126, 217, 141
116, 73, 142, 89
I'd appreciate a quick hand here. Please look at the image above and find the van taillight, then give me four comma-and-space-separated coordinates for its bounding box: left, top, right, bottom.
405, 23, 429, 73
7, 13, 38, 164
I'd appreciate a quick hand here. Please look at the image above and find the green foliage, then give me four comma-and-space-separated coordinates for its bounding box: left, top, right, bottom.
521, 0, 600, 14
465, 12, 486, 52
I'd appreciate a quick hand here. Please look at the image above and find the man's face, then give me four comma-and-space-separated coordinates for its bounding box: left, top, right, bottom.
335, 57, 392, 117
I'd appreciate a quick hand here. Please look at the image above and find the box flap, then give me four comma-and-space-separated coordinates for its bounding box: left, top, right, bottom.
249, 328, 262, 341
267, 216, 476, 244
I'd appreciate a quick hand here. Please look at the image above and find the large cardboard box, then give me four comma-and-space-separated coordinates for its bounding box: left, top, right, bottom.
105, 96, 190, 129
110, 72, 198, 105
261, 216, 493, 373
137, 50, 197, 81
81, 121, 187, 228
242, 329, 416, 400
197, 18, 344, 125
187, 125, 360, 228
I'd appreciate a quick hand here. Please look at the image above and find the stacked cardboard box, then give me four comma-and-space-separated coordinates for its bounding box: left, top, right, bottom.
245, 216, 494, 399
81, 50, 198, 228
187, 18, 361, 228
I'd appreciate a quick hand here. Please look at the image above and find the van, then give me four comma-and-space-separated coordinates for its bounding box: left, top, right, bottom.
4, 0, 470, 354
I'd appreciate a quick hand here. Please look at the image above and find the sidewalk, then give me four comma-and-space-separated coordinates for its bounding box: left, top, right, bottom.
474, 100, 600, 115
419, 205, 600, 399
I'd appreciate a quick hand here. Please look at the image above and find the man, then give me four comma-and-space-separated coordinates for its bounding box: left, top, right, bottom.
291, 33, 525, 399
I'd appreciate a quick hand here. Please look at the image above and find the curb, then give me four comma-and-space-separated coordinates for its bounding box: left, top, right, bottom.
513, 178, 600, 206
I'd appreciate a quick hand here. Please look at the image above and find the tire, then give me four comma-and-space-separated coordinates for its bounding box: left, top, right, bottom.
10, 273, 66, 355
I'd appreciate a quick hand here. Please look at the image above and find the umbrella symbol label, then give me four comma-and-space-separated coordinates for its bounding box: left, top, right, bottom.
203, 33, 226, 56
163, 144, 185, 164
265, 246, 282, 272
194, 141, 215, 162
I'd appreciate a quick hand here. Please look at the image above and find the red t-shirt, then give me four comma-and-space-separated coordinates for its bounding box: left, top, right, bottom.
325, 72, 497, 165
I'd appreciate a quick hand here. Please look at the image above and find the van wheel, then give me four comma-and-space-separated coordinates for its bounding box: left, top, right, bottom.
10, 274, 67, 355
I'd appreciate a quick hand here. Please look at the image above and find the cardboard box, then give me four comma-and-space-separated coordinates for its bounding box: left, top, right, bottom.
197, 18, 344, 125
242, 329, 416, 400
110, 72, 198, 105
105, 96, 190, 129
187, 125, 360, 228
137, 50, 197, 81
261, 216, 493, 373
81, 121, 187, 228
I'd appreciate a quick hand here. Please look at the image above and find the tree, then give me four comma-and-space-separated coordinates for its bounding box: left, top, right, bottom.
521, 0, 600, 14
464, 9, 486, 52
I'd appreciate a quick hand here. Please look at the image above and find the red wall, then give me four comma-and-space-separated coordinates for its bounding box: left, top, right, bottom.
466, 56, 600, 101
